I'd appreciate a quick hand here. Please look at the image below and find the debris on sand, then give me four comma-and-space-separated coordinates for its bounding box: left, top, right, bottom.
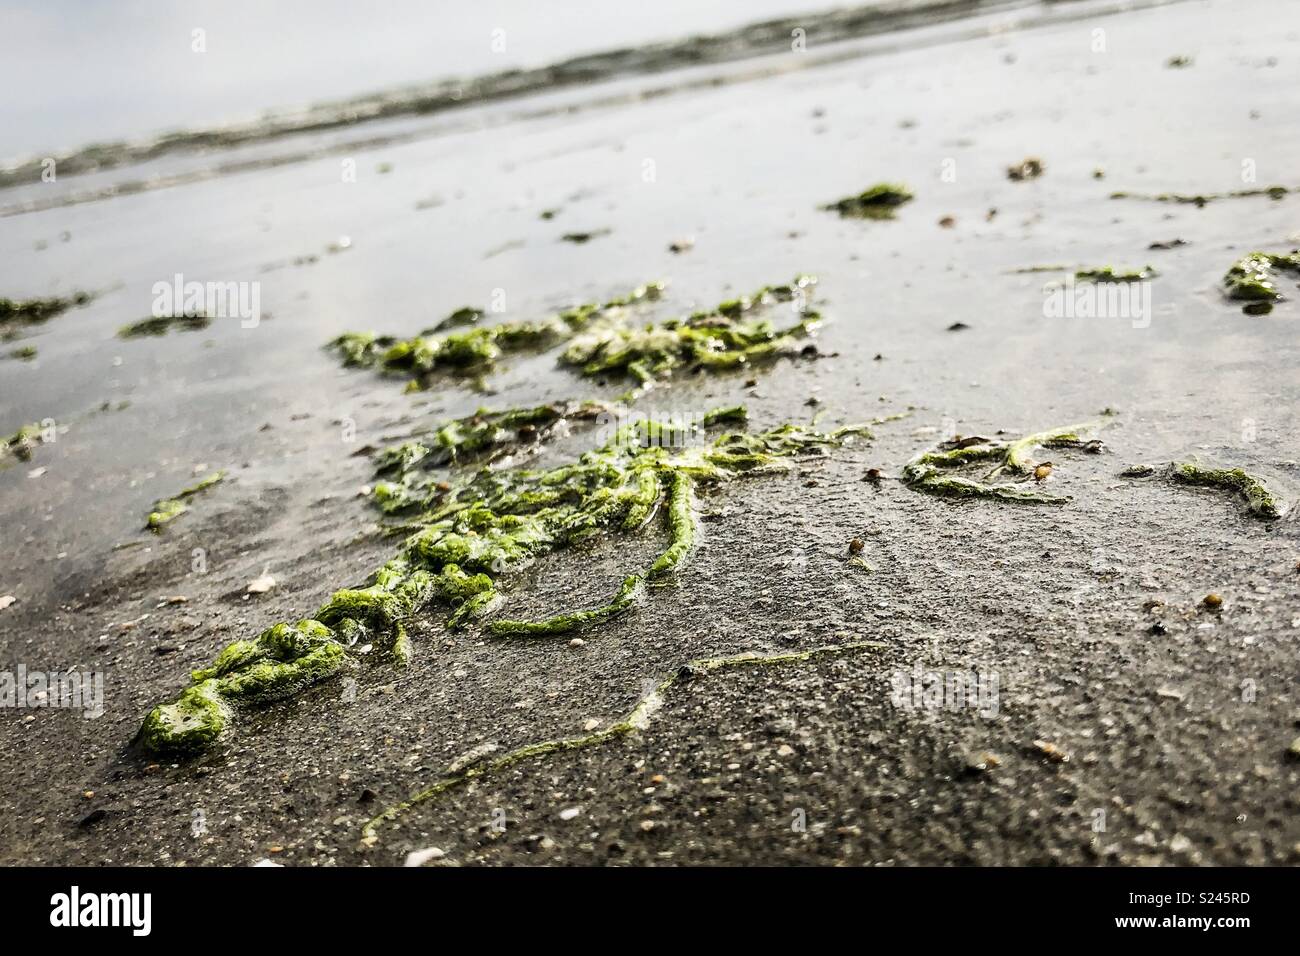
822, 183, 914, 219
0, 595, 15, 611
137, 408, 885, 756
902, 420, 1106, 504
145, 470, 226, 530
1222, 251, 1300, 303
1031, 739, 1071, 763
560, 229, 611, 244
6, 345, 38, 361
1121, 461, 1286, 519
117, 314, 211, 338
246, 570, 278, 595
363, 639, 887, 840
1006, 158, 1044, 181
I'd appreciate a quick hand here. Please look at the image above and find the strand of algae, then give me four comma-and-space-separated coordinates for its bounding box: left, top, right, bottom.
145, 470, 226, 530
136, 408, 879, 756
1109, 185, 1291, 206
1222, 252, 1300, 302
902, 420, 1106, 504
1122, 461, 1286, 520
1074, 266, 1157, 282
363, 639, 886, 840
1008, 266, 1156, 281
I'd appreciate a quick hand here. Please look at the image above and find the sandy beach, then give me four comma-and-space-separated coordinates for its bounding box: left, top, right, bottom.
1, 0, 1298, 866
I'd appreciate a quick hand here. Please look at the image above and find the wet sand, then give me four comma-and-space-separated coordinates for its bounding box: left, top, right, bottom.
1, 0, 1298, 865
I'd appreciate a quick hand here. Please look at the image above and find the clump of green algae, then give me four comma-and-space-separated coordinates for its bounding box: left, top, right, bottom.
329, 283, 664, 386
118, 314, 211, 338
372, 401, 616, 511
1122, 461, 1286, 519
560, 275, 821, 385
902, 421, 1106, 504
2, 421, 53, 464
822, 183, 914, 219
137, 407, 878, 755
1222, 252, 1300, 302
330, 275, 824, 391
146, 471, 226, 530
0, 292, 92, 336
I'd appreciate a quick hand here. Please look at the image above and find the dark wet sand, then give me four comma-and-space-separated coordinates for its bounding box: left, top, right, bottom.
1, 0, 1298, 865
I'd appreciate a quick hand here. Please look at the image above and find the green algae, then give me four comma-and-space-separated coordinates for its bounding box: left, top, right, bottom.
2, 421, 51, 464
428, 306, 484, 333
423, 400, 609, 467
117, 314, 212, 338
1123, 461, 1286, 519
138, 408, 882, 755
328, 282, 664, 385
371, 401, 615, 515
363, 639, 887, 840
332, 276, 824, 391
145, 470, 226, 530
648, 471, 695, 578
0, 292, 92, 332
6, 345, 37, 361
903, 422, 1105, 504
136, 620, 347, 756
490, 574, 644, 637
1222, 251, 1300, 302
135, 681, 229, 756
562, 275, 821, 385
1075, 266, 1158, 282
1110, 185, 1290, 207
822, 183, 913, 219
1008, 264, 1073, 274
